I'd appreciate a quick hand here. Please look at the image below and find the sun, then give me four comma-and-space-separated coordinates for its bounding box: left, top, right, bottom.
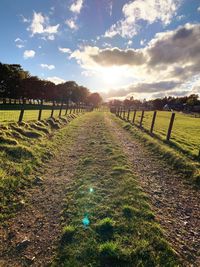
100, 66, 125, 85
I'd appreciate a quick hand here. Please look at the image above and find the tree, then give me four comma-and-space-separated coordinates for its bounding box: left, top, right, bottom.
186, 94, 199, 106
87, 93, 102, 107
0, 63, 29, 99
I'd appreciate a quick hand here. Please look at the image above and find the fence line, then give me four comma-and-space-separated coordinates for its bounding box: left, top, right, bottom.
114, 106, 200, 159
0, 103, 89, 124
115, 107, 200, 160
115, 107, 176, 141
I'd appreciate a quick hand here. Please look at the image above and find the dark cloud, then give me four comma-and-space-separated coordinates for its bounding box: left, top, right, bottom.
105, 80, 180, 99
149, 24, 200, 66
173, 27, 193, 40
91, 48, 146, 66
153, 90, 189, 99
129, 81, 180, 93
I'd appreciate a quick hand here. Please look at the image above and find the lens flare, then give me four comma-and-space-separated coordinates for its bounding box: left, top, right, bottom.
82, 216, 90, 227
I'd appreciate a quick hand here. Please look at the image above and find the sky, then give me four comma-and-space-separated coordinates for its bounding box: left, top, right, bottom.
0, 0, 200, 100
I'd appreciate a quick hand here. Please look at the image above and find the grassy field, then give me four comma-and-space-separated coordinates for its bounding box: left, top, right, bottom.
127, 111, 200, 158
0, 109, 69, 124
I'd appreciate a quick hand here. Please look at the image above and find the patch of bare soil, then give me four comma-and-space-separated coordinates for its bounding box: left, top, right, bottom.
105, 114, 200, 267
0, 121, 91, 267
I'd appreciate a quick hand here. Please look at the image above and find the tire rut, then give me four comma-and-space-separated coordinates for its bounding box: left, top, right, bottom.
105, 114, 200, 267
0, 117, 93, 267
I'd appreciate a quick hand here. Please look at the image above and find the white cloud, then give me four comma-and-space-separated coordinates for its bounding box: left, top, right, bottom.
177, 15, 185, 21
48, 35, 55, 40
49, 6, 55, 15
16, 44, 25, 49
108, 1, 113, 16
20, 14, 30, 23
15, 38, 26, 48
140, 39, 146, 46
70, 0, 84, 14
28, 12, 59, 39
65, 18, 78, 30
23, 50, 35, 59
40, 64, 55, 70
198, 6, 200, 12
58, 47, 72, 53
46, 76, 65, 84
105, 0, 181, 38
15, 38, 23, 43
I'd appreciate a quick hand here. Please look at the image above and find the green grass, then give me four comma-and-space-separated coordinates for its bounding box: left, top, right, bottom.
0, 108, 71, 124
53, 112, 179, 267
113, 114, 200, 185
0, 114, 83, 221
127, 111, 200, 158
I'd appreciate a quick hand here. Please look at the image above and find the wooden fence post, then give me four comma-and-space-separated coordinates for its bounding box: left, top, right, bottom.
166, 112, 175, 141
140, 110, 144, 128
123, 108, 126, 120
119, 107, 121, 117
65, 106, 68, 115
51, 103, 54, 118
38, 108, 42, 121
118, 107, 120, 117
18, 108, 24, 122
116, 107, 120, 116
132, 110, 136, 124
150, 111, 157, 134
59, 102, 63, 117
127, 109, 130, 121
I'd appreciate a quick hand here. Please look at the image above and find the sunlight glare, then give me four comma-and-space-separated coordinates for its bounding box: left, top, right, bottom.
100, 67, 125, 85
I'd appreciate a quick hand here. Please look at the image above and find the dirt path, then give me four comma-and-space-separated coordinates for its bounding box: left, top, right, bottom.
1, 112, 199, 266
0, 115, 94, 267
105, 113, 200, 266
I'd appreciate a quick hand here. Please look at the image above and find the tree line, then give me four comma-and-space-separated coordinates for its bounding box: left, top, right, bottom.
0, 63, 102, 107
109, 94, 200, 113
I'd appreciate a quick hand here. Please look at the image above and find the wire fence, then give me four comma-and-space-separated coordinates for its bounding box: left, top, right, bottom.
113, 107, 200, 159
0, 104, 87, 124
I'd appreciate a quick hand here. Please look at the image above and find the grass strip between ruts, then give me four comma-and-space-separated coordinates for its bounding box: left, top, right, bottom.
53, 112, 179, 267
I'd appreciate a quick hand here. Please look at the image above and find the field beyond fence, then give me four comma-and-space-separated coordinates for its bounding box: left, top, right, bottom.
114, 108, 200, 159
0, 103, 87, 124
